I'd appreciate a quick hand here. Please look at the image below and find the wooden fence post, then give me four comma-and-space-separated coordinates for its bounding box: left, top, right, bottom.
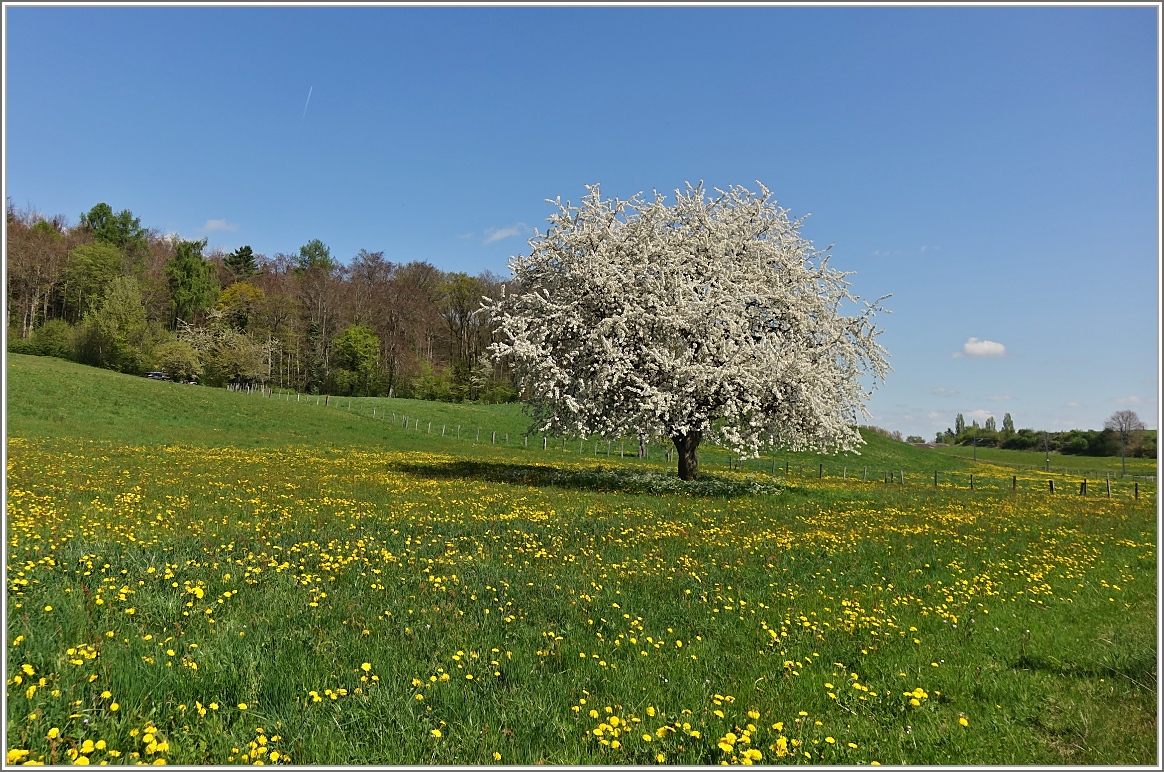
934, 470, 938, 487
1106, 475, 1111, 498
1012, 475, 1016, 492
818, 464, 823, 479
1080, 480, 1087, 496
1134, 481, 1139, 499
1049, 479, 1055, 494
970, 474, 974, 491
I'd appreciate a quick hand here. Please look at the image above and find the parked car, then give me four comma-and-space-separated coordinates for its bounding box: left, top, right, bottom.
145, 372, 170, 381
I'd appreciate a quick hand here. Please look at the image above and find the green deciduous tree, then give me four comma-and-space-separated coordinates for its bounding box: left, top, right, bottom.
77, 276, 152, 374
954, 413, 965, 435
79, 203, 147, 255
1001, 412, 1014, 433
152, 340, 202, 382
216, 282, 266, 332
166, 238, 217, 325
63, 242, 123, 322
332, 324, 380, 395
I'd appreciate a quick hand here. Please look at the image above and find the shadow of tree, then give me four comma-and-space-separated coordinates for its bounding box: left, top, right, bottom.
391, 459, 784, 498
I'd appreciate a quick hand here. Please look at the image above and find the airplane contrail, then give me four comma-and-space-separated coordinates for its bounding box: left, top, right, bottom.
301, 86, 313, 120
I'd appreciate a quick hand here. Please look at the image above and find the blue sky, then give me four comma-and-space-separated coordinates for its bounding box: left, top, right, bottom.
4, 5, 1159, 435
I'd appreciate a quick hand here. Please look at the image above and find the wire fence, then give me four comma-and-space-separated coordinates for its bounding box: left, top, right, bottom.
232, 385, 1158, 501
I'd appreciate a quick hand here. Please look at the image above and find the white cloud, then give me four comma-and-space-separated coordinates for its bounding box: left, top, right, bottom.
925, 411, 944, 420
1114, 395, 1144, 405
986, 394, 1012, 402
202, 218, 239, 232
931, 387, 958, 397
484, 222, 528, 244
919, 244, 941, 253
1066, 401, 1082, 408
953, 337, 1007, 358
965, 409, 994, 423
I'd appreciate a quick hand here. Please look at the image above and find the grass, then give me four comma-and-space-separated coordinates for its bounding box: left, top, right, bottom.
5, 353, 1158, 765
929, 443, 1157, 479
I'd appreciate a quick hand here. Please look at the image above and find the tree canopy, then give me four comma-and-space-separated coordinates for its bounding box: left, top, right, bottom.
297, 239, 337, 273
165, 238, 216, 324
489, 182, 890, 480
225, 245, 258, 277
79, 203, 147, 255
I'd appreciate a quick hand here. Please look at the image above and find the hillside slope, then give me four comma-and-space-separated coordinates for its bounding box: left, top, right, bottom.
5, 353, 968, 475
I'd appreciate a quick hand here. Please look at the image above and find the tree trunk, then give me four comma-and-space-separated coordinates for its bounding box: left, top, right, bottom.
673, 430, 702, 481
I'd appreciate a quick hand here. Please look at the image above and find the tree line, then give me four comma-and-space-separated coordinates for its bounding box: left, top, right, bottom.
6, 200, 517, 402
927, 411, 1155, 459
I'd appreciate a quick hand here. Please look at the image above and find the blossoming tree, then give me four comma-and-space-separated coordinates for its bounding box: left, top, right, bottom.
487, 182, 890, 480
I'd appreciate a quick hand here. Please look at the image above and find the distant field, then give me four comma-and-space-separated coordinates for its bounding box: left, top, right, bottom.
929, 443, 1157, 479
6, 354, 1157, 765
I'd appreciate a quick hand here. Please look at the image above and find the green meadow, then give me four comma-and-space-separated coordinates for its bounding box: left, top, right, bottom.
5, 354, 1157, 765
928, 443, 1157, 479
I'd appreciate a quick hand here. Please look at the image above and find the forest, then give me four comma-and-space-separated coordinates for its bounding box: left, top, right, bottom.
5, 200, 517, 401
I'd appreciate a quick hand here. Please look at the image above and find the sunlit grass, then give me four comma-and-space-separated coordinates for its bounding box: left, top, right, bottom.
5, 354, 1158, 764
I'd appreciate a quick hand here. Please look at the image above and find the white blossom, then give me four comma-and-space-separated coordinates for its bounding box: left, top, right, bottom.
486, 182, 890, 479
